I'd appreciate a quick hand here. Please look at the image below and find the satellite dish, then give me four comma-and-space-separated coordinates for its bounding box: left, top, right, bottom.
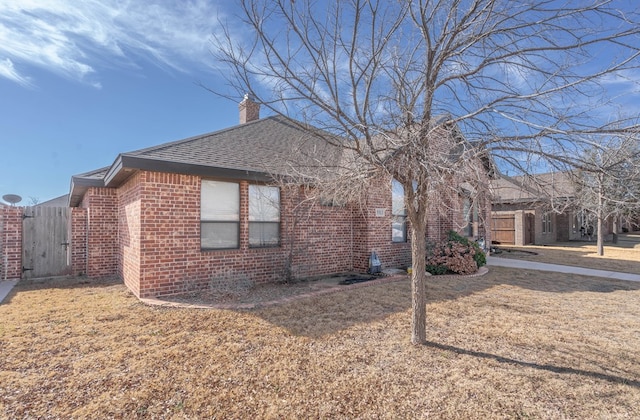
2, 194, 22, 206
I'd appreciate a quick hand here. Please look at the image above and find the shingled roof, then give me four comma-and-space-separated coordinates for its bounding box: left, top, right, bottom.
490, 171, 574, 204
69, 115, 341, 207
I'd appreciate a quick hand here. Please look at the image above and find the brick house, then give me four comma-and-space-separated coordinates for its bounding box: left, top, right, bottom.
490, 172, 618, 245
62, 98, 491, 298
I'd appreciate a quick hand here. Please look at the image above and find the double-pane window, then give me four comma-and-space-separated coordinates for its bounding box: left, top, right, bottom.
249, 185, 280, 247
542, 212, 552, 233
392, 179, 407, 242
463, 197, 478, 237
463, 198, 472, 237
201, 180, 239, 249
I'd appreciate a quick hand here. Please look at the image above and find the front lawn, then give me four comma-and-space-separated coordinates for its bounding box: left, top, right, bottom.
1, 267, 639, 418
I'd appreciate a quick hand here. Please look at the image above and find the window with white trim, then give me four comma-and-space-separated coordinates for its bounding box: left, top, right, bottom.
201, 180, 240, 249
542, 212, 552, 233
392, 179, 407, 242
463, 197, 479, 237
249, 185, 280, 247
463, 198, 472, 237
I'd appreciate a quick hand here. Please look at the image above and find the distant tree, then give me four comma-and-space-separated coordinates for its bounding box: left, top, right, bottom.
573, 133, 640, 256
212, 0, 640, 344
28, 196, 40, 206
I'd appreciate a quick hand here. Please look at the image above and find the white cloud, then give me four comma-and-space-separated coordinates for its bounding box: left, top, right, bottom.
0, 0, 222, 87
0, 57, 32, 87
600, 69, 640, 95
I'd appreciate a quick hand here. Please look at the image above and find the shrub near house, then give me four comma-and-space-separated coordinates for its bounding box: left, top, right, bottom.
426, 231, 486, 275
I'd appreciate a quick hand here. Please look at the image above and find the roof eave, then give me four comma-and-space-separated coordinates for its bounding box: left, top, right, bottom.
68, 176, 105, 207
70, 155, 279, 208
104, 155, 274, 188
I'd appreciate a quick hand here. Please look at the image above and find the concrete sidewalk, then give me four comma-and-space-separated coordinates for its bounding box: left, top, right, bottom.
487, 256, 640, 282
0, 279, 19, 304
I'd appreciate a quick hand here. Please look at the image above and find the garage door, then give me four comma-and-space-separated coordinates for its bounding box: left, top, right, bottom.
491, 215, 515, 245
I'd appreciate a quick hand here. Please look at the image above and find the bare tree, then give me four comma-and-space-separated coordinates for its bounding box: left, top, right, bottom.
572, 133, 640, 256
211, 0, 640, 344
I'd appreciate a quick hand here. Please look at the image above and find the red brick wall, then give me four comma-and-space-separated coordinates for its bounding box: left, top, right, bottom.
352, 176, 412, 272
482, 190, 492, 246
115, 169, 487, 297
124, 172, 358, 298
285, 186, 355, 278
70, 208, 87, 276
136, 172, 201, 297
422, 178, 456, 243
0, 203, 119, 281
73, 161, 490, 298
81, 187, 118, 278
352, 169, 490, 272
118, 172, 143, 296
0, 206, 23, 280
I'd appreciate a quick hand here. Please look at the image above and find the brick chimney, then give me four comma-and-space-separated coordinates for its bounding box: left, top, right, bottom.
239, 94, 260, 124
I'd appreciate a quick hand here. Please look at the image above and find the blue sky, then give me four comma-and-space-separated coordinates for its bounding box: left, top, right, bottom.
0, 1, 243, 204
1, 1, 639, 204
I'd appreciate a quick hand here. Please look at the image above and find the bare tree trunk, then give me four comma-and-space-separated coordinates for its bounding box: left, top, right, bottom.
596, 212, 604, 256
410, 219, 427, 345
597, 187, 604, 256
212, 0, 640, 345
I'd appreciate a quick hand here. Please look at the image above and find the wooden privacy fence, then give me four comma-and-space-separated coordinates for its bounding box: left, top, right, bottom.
22, 206, 72, 279
1, 206, 85, 280
491, 215, 515, 245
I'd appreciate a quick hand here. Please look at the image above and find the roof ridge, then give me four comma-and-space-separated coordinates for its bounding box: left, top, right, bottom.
73, 166, 110, 178
122, 115, 287, 157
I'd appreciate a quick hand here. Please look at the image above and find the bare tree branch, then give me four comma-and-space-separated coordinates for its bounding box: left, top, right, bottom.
210, 0, 640, 344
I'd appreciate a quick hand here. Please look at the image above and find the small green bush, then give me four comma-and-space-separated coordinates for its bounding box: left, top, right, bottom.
425, 263, 449, 275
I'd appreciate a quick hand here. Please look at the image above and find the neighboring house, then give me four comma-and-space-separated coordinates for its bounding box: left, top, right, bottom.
490, 172, 614, 245
37, 194, 69, 207
67, 97, 492, 298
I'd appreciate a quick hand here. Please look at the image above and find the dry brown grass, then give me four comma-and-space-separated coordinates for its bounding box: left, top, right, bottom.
494, 233, 640, 273
1, 264, 640, 419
